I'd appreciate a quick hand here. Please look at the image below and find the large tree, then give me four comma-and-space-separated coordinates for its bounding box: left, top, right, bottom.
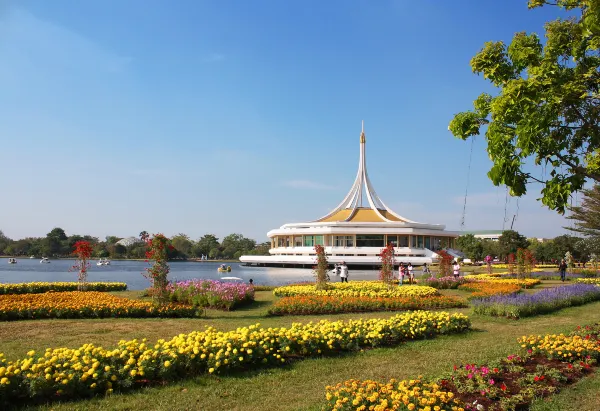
449, 0, 600, 213
567, 184, 600, 237
498, 230, 530, 258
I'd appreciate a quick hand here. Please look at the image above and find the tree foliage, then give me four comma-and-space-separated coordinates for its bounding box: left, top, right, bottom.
449, 0, 600, 213
567, 184, 600, 238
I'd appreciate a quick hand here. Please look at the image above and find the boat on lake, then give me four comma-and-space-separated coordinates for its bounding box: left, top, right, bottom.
40, 257, 50, 264
7, 258, 17, 264
217, 264, 232, 273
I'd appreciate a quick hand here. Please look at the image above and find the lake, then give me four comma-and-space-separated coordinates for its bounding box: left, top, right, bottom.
0, 259, 381, 290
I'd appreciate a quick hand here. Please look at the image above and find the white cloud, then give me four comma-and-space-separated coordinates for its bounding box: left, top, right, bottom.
282, 180, 336, 190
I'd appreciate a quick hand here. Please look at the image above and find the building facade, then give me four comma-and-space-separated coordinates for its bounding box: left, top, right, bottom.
240, 123, 459, 267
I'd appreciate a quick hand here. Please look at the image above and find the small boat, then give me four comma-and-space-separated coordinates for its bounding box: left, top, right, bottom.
97, 258, 111, 266
221, 276, 243, 281
217, 265, 232, 273
8, 258, 17, 264
29, 256, 35, 259
40, 257, 50, 264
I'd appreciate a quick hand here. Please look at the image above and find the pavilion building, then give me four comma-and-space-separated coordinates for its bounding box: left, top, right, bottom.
240, 123, 459, 268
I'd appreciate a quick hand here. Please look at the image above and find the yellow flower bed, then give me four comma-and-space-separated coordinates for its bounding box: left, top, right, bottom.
518, 333, 600, 360
464, 275, 540, 288
0, 282, 127, 295
492, 264, 555, 269
574, 278, 600, 284
273, 282, 439, 298
325, 378, 463, 411
0, 292, 197, 321
0, 311, 471, 404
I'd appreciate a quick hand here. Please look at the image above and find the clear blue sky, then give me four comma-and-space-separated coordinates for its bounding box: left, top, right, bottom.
0, 0, 579, 242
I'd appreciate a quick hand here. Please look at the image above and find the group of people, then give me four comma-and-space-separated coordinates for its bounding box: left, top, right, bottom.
331, 261, 463, 284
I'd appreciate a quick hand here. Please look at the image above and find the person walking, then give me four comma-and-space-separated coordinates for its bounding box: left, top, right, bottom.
422, 263, 431, 278
452, 261, 461, 279
407, 263, 414, 284
559, 258, 567, 282
340, 261, 349, 283
399, 263, 406, 285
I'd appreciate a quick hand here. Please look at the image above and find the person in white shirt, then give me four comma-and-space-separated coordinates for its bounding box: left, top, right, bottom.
407, 263, 414, 284
340, 262, 349, 283
453, 261, 461, 278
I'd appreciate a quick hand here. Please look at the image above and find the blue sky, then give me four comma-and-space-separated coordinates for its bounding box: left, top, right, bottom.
0, 0, 580, 242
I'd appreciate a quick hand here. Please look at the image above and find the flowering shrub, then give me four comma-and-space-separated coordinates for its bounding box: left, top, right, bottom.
457, 282, 521, 299
325, 378, 462, 411
471, 284, 600, 318
436, 249, 454, 277
425, 276, 473, 289
313, 245, 330, 290
69, 241, 94, 291
379, 243, 395, 286
167, 280, 254, 310
268, 295, 467, 315
0, 311, 470, 406
273, 282, 439, 298
0, 282, 127, 295
142, 233, 174, 305
325, 322, 600, 411
0, 292, 198, 321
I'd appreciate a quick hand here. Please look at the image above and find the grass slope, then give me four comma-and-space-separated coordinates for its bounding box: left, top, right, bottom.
0, 288, 598, 410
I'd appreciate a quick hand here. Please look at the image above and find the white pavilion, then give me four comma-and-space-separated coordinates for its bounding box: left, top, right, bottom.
239, 123, 459, 268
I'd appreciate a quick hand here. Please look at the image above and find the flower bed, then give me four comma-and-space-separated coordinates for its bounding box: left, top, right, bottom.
273, 282, 438, 298
0, 311, 471, 406
574, 278, 600, 284
457, 282, 521, 299
268, 295, 467, 315
0, 292, 198, 321
0, 282, 127, 295
471, 284, 600, 319
424, 276, 473, 289
167, 280, 254, 310
464, 275, 540, 288
325, 323, 600, 411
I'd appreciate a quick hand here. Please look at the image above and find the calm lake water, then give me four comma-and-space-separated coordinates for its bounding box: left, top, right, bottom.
0, 259, 381, 290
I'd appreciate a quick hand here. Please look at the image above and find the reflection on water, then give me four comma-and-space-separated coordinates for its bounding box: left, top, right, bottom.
0, 259, 380, 290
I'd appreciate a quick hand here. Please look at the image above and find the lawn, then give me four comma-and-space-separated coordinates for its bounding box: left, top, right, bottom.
1, 286, 599, 410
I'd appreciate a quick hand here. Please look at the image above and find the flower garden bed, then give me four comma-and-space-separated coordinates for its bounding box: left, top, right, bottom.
325, 323, 600, 411
268, 295, 467, 316
273, 282, 438, 298
457, 282, 522, 299
0, 282, 127, 295
423, 276, 473, 289
574, 278, 600, 284
471, 284, 600, 319
167, 279, 254, 310
0, 311, 471, 406
464, 275, 540, 288
0, 292, 198, 321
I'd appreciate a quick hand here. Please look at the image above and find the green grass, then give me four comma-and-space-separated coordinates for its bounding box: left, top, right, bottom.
1, 284, 599, 410
529, 370, 600, 411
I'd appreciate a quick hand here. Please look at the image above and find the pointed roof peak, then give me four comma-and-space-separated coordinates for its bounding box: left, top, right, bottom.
360, 120, 366, 144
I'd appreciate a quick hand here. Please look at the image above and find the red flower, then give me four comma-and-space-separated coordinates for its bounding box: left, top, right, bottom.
500, 383, 507, 391
534, 376, 539, 382
493, 368, 499, 373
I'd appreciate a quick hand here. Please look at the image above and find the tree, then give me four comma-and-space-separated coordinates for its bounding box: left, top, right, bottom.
379, 243, 396, 286
69, 241, 93, 291
196, 234, 220, 258
498, 230, 529, 259
171, 233, 193, 258
448, 0, 600, 213
221, 233, 256, 259
0, 230, 11, 255
567, 184, 600, 239
44, 227, 68, 257
456, 234, 484, 261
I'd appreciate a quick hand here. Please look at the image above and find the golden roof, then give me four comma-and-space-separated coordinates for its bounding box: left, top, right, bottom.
317, 208, 405, 223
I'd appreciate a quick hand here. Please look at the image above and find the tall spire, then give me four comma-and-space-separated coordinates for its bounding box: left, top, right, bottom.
315, 122, 416, 223
360, 120, 366, 144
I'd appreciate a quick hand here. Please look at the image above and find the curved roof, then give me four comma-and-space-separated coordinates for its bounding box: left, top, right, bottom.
314, 122, 415, 224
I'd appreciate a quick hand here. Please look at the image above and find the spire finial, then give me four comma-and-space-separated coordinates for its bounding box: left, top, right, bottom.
360, 120, 366, 144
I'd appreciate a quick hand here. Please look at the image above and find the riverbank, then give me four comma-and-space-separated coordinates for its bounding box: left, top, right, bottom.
0, 256, 240, 263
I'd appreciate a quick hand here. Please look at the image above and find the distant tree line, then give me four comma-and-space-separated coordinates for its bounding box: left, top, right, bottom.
456, 230, 595, 264
0, 228, 270, 260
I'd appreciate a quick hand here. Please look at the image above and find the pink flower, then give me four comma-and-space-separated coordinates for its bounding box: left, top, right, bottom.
467, 373, 473, 379
488, 379, 495, 385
